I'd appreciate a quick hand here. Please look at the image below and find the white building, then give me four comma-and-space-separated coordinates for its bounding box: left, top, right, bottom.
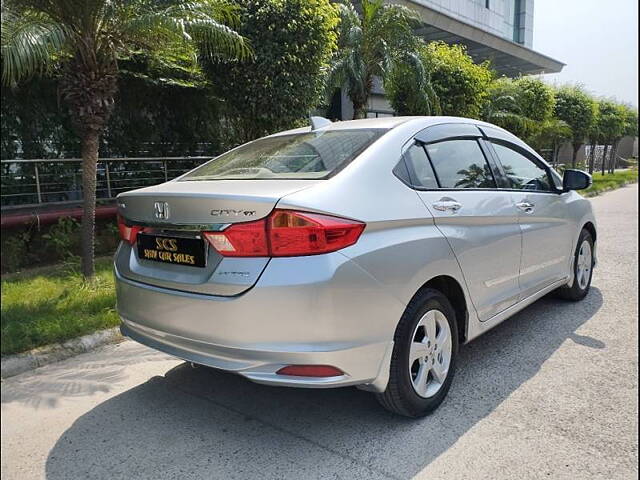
337, 0, 564, 119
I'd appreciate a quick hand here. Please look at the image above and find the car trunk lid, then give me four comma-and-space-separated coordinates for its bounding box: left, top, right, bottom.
115, 179, 319, 296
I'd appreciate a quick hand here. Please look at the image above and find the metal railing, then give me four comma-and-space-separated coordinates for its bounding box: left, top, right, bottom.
0, 156, 210, 210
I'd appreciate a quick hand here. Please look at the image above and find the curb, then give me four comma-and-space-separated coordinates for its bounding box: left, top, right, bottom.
1, 327, 123, 379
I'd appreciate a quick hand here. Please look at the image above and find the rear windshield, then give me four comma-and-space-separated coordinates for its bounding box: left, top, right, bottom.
180, 129, 386, 181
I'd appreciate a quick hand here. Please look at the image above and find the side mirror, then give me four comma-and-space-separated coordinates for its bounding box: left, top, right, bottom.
563, 169, 592, 191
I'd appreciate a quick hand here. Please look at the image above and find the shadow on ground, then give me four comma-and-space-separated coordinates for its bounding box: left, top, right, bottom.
42, 289, 603, 479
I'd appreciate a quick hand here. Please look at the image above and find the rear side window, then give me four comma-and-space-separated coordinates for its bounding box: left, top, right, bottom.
180, 129, 386, 181
404, 144, 438, 188
491, 142, 553, 191
425, 140, 496, 189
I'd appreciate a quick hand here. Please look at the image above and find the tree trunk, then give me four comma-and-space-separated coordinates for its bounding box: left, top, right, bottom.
588, 141, 596, 174
80, 130, 100, 279
571, 143, 579, 168
601, 144, 609, 175
609, 140, 619, 173
59, 53, 117, 280
352, 101, 366, 120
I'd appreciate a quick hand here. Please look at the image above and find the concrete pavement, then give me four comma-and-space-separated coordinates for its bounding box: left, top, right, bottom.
2, 184, 638, 480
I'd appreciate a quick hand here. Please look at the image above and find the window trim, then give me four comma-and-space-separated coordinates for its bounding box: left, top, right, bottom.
414, 122, 484, 146
485, 139, 562, 195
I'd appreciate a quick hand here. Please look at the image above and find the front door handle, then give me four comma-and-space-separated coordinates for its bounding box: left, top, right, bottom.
516, 201, 535, 213
432, 198, 462, 213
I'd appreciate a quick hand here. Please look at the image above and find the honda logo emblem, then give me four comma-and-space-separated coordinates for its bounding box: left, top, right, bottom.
154, 201, 170, 220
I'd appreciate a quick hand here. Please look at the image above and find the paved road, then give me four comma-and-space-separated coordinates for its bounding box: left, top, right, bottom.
2, 184, 638, 480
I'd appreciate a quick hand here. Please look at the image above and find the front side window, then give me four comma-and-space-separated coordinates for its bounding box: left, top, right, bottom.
425, 140, 497, 189
491, 142, 553, 191
181, 129, 386, 181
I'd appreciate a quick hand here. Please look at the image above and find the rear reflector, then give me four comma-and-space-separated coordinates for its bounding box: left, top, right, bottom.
204, 209, 365, 257
276, 365, 344, 377
118, 215, 143, 245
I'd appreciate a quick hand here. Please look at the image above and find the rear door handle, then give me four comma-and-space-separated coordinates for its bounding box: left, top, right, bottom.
516, 201, 535, 213
432, 199, 462, 213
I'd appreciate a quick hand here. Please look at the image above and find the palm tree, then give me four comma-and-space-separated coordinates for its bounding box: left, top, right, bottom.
327, 0, 423, 119
1, 0, 250, 279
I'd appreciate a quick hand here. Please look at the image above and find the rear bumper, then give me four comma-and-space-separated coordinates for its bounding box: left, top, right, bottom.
115, 253, 404, 392
120, 320, 392, 390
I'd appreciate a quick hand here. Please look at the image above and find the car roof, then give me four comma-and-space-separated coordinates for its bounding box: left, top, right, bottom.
271, 116, 501, 137
320, 116, 422, 129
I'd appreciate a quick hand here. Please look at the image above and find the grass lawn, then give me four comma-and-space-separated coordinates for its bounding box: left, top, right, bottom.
584, 169, 638, 196
1, 257, 118, 356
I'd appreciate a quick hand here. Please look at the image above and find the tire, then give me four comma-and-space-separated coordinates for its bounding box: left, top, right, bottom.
376, 288, 458, 417
557, 229, 594, 301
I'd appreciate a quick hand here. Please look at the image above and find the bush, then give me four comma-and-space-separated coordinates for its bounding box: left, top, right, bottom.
204, 0, 339, 144
1, 230, 31, 272
1, 216, 121, 273
42, 217, 80, 261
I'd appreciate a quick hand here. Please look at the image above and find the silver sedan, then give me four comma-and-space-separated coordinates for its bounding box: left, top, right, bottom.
115, 116, 596, 417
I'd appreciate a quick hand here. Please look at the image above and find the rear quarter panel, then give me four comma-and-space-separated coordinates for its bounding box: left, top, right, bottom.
277, 120, 479, 327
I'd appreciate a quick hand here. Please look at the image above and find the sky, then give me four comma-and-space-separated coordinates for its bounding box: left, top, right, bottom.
533, 0, 638, 107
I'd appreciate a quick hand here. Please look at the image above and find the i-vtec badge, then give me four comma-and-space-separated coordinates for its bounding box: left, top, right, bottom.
210, 209, 256, 217
154, 201, 170, 220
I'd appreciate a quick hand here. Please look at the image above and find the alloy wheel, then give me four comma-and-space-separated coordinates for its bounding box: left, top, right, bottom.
576, 240, 592, 290
408, 310, 452, 398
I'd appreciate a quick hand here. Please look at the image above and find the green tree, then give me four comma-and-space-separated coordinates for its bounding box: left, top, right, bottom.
596, 100, 626, 175
424, 41, 493, 118
586, 102, 601, 174
386, 41, 494, 118
483, 77, 555, 147
328, 0, 423, 119
513, 76, 555, 123
482, 78, 536, 139
608, 104, 638, 173
1, 0, 249, 279
529, 118, 572, 166
206, 0, 338, 144
554, 85, 596, 167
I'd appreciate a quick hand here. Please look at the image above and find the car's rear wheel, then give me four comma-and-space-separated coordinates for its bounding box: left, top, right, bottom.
557, 229, 594, 301
377, 288, 458, 417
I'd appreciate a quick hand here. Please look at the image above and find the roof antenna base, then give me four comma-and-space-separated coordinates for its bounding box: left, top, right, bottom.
310, 116, 332, 131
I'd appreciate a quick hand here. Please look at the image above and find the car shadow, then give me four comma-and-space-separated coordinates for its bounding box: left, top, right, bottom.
43, 288, 603, 479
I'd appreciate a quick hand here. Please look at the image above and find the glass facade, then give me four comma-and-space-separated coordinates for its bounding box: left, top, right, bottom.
410, 0, 534, 47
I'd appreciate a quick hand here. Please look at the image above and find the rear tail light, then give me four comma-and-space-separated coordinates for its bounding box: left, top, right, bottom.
276, 365, 344, 377
203, 209, 365, 257
117, 215, 143, 245
203, 219, 268, 257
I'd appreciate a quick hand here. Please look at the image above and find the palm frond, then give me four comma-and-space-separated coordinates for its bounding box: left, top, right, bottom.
119, 1, 251, 62
1, 8, 69, 86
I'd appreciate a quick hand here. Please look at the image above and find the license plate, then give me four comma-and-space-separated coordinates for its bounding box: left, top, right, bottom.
137, 234, 206, 268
